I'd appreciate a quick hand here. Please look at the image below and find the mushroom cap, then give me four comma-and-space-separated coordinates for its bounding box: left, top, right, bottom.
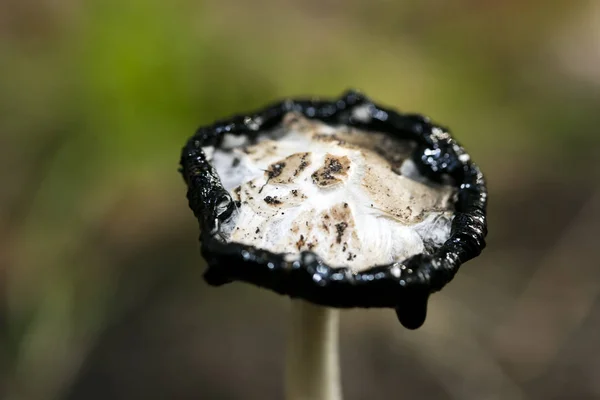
180, 90, 487, 328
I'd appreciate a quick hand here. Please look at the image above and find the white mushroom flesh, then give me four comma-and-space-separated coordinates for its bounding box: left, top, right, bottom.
206, 112, 455, 273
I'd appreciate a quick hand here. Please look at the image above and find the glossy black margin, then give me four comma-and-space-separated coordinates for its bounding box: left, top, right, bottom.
180, 90, 487, 320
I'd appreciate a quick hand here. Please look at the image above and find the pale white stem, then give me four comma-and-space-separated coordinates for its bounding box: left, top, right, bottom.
285, 300, 342, 400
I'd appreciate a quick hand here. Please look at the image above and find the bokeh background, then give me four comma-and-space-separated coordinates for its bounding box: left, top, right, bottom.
2, 0, 600, 399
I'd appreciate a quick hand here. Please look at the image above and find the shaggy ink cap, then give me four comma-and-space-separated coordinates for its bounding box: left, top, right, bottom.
180, 90, 487, 329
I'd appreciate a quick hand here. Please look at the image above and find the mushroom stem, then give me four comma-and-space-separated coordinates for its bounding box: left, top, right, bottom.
285, 300, 342, 400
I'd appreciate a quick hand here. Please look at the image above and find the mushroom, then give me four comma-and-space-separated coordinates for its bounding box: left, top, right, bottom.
180, 90, 488, 400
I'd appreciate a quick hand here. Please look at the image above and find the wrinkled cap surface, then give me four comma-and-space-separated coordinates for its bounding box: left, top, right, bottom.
210, 113, 456, 273
180, 91, 488, 328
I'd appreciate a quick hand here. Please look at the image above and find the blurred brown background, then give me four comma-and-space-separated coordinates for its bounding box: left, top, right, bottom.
2, 0, 600, 399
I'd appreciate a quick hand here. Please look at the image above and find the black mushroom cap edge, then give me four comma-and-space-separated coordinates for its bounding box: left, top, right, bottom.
179, 90, 487, 329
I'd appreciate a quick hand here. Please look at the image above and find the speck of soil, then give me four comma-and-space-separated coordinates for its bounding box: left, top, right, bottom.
297, 161, 308, 174
329, 158, 342, 172
311, 154, 350, 187
296, 234, 306, 250
335, 222, 348, 244
312, 158, 342, 181
293, 153, 310, 177
264, 196, 282, 205
232, 157, 240, 167
267, 162, 286, 179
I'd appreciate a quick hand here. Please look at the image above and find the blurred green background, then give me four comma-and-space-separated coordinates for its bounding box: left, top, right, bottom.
2, 0, 600, 399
